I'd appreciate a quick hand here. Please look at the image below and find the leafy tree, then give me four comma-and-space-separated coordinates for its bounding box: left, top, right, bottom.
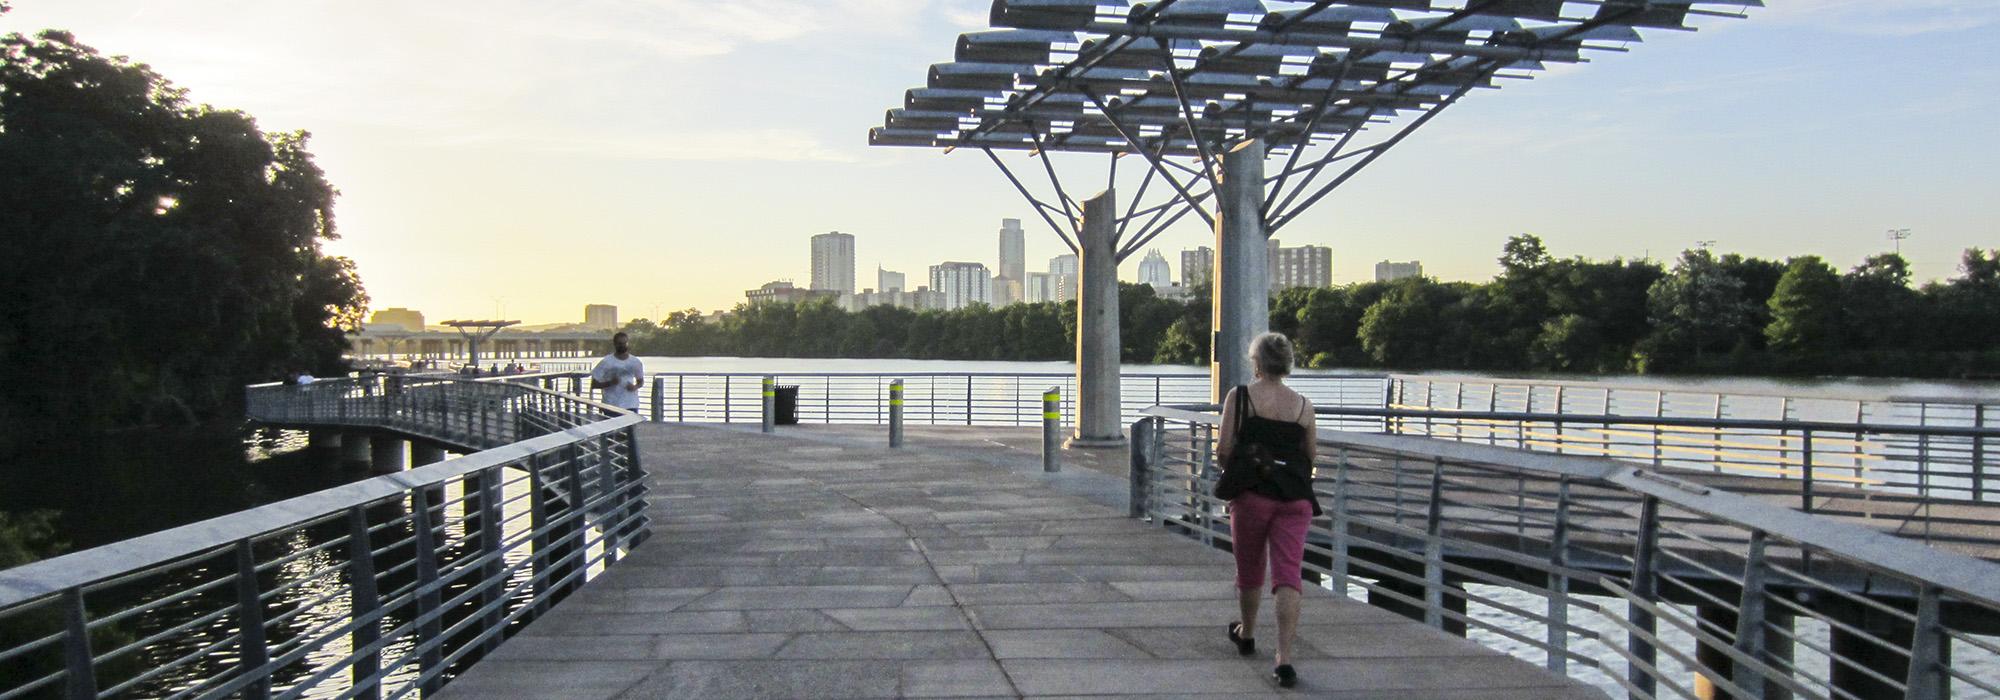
1358, 278, 1457, 367
1530, 314, 1604, 372
1638, 249, 1752, 369
1839, 253, 1917, 351
0, 30, 366, 440
1764, 256, 1842, 362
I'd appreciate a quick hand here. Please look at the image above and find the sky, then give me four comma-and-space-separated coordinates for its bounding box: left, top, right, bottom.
5, 1, 1997, 324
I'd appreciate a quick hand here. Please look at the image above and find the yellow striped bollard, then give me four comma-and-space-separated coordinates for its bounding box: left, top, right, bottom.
1043, 386, 1060, 472
888, 379, 904, 448
761, 375, 775, 433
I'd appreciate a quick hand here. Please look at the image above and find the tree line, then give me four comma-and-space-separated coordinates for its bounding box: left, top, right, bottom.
624, 235, 2000, 379
0, 26, 367, 448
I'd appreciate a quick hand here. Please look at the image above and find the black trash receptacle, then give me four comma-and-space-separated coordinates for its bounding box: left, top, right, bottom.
774, 385, 800, 425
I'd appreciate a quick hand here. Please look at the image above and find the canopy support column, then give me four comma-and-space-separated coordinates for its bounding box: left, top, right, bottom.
1067, 189, 1125, 448
1212, 138, 1269, 401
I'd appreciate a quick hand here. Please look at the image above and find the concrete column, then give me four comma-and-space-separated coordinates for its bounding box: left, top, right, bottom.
1067, 188, 1125, 448
411, 442, 448, 467
1211, 138, 1269, 401
370, 435, 407, 473
308, 429, 342, 451
340, 432, 371, 466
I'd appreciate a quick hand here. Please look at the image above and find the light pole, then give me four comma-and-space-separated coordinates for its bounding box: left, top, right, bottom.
1887, 228, 1911, 255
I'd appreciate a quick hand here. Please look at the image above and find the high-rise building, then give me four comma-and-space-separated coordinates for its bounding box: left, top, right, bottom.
1375, 260, 1424, 282
878, 267, 905, 293
746, 280, 837, 305
584, 304, 618, 330
993, 276, 1022, 306
996, 218, 1025, 305
369, 308, 425, 332
1181, 247, 1213, 288
1048, 254, 1079, 303
1273, 245, 1333, 289
1138, 250, 1172, 289
929, 262, 993, 310
1023, 272, 1054, 303
811, 231, 856, 294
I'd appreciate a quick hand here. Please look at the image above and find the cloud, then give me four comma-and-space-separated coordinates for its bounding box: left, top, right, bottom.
1761, 0, 2000, 36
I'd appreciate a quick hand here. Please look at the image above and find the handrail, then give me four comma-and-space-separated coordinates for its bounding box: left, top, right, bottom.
0, 376, 650, 699
1144, 404, 2000, 606
0, 416, 635, 608
1133, 405, 2000, 698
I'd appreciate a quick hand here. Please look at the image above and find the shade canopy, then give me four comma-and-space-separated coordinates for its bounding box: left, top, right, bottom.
871, 0, 1759, 158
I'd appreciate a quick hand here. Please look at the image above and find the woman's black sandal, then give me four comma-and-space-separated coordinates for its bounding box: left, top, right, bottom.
1227, 622, 1256, 656
1274, 664, 1298, 688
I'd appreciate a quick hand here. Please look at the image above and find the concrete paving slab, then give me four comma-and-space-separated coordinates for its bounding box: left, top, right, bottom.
438, 423, 1598, 699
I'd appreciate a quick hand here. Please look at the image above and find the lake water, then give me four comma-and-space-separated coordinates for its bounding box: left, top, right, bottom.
523, 356, 2000, 403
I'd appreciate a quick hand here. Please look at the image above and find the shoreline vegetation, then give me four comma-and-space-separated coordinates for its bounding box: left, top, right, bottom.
619, 236, 2000, 382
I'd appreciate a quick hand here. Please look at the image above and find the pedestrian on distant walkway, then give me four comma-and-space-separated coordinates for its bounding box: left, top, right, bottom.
1214, 332, 1320, 688
591, 331, 644, 413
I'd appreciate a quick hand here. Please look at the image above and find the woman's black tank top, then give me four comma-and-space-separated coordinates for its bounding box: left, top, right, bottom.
1238, 388, 1312, 503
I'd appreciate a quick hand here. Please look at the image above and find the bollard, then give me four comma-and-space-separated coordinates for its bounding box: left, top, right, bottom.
1042, 386, 1060, 472
761, 375, 775, 434
888, 380, 905, 448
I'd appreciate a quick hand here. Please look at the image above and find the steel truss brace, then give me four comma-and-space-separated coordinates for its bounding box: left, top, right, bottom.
1080, 87, 1215, 229
983, 147, 1080, 253
1266, 64, 1498, 234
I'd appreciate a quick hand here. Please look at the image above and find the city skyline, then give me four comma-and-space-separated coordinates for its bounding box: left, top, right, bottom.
8, 3, 1995, 323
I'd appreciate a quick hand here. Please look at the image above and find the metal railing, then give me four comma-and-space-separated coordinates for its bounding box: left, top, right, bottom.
1132, 406, 2000, 699
1318, 407, 2000, 507
595, 371, 1390, 427
0, 377, 647, 699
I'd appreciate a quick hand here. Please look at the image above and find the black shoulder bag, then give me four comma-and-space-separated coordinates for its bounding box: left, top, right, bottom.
1212, 385, 1279, 501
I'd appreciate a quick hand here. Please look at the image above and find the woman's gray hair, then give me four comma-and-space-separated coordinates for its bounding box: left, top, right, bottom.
1248, 332, 1294, 378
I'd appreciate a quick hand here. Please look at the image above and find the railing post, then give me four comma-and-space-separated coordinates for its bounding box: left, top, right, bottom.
345, 506, 381, 700
652, 376, 664, 422
1423, 457, 1446, 631
1905, 585, 1947, 700
1128, 417, 1152, 518
1974, 404, 1988, 501
1730, 531, 1770, 700
476, 468, 505, 655
410, 486, 444, 697
1547, 478, 1571, 675
1336, 446, 1352, 600
1800, 431, 1815, 516
762, 375, 776, 433
234, 538, 272, 700
63, 587, 96, 700
1043, 387, 1061, 472
889, 380, 905, 448
677, 375, 686, 423
967, 375, 975, 426
1630, 495, 1662, 698
527, 454, 552, 613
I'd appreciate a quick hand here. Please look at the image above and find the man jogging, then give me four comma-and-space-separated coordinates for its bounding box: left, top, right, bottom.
590, 331, 644, 412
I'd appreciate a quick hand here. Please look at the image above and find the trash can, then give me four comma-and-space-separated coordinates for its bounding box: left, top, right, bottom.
774, 385, 800, 425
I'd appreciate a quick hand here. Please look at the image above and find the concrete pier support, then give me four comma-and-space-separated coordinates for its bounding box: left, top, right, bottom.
339, 432, 371, 466
411, 442, 448, 467
370, 436, 407, 473
1067, 189, 1125, 448
308, 429, 342, 451
1211, 139, 1269, 401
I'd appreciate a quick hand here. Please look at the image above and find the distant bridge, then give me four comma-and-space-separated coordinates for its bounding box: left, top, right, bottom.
350, 328, 614, 362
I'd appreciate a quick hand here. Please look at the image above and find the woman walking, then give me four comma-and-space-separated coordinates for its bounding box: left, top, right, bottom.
1216, 332, 1320, 688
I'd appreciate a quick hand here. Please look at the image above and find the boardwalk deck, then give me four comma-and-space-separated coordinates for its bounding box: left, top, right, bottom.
440, 424, 1598, 699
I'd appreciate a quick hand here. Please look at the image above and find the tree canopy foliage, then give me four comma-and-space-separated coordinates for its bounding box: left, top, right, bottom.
0, 29, 367, 442
626, 236, 2000, 379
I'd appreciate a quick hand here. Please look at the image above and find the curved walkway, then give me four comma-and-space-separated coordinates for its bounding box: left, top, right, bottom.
440, 424, 1597, 699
